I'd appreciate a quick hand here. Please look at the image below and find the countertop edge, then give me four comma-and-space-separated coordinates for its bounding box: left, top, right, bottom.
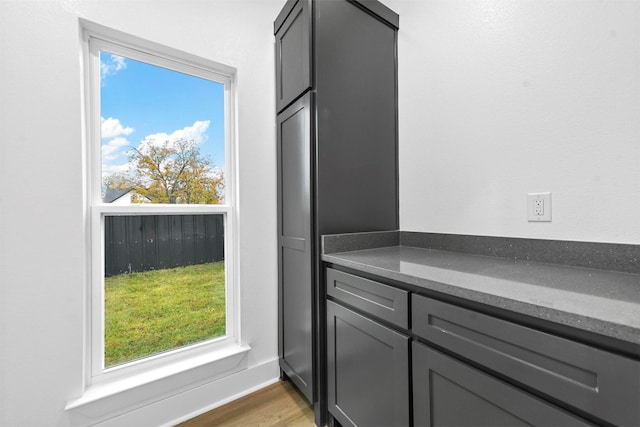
322, 251, 640, 347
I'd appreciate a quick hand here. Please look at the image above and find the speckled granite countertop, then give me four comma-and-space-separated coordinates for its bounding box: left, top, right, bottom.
321, 233, 640, 347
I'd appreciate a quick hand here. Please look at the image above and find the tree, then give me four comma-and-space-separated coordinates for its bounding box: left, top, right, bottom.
105, 138, 224, 204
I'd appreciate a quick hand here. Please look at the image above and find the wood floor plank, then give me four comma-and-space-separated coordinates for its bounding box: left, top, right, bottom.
177, 380, 315, 426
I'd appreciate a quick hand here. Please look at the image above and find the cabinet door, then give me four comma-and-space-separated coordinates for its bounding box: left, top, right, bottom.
315, 0, 398, 234
413, 342, 594, 427
277, 92, 313, 402
327, 300, 409, 427
274, 0, 311, 113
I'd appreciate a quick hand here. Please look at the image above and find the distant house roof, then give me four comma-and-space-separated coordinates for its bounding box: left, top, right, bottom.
104, 187, 134, 203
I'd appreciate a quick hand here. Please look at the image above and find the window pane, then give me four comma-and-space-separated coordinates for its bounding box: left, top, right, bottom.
100, 51, 225, 204
104, 214, 226, 368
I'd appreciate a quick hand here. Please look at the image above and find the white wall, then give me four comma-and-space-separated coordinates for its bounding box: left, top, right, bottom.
0, 1, 282, 425
387, 0, 640, 244
2, 0, 638, 425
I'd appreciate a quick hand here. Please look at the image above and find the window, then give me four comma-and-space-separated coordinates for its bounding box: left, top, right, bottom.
85, 33, 238, 380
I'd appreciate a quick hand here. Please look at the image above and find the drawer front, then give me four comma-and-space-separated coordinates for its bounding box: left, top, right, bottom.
327, 268, 408, 329
412, 294, 640, 427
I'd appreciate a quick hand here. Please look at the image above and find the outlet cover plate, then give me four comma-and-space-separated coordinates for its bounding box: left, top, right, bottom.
528, 192, 551, 222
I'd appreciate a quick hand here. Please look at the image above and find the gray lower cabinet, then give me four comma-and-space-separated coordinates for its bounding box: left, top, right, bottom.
325, 266, 640, 427
412, 343, 593, 427
327, 300, 409, 427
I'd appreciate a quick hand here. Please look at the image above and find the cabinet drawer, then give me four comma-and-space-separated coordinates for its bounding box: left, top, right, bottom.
412, 294, 640, 427
327, 268, 408, 329
413, 342, 592, 427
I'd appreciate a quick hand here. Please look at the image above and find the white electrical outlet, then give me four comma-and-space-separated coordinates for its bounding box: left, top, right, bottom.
534, 199, 544, 216
528, 192, 551, 222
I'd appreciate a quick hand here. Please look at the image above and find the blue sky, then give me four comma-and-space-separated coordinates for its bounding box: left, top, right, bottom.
100, 51, 225, 177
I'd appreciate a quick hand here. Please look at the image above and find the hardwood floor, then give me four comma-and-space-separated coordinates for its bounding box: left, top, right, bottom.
177, 380, 316, 426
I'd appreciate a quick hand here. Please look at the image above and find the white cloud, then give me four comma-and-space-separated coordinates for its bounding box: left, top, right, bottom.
139, 120, 211, 152
101, 54, 127, 80
102, 137, 131, 161
102, 162, 132, 176
101, 117, 134, 139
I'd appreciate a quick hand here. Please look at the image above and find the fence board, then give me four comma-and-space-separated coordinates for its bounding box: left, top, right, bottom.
128, 216, 144, 273
142, 216, 157, 271
106, 216, 128, 274
169, 215, 183, 268
104, 214, 225, 276
156, 216, 168, 270
194, 215, 207, 264
184, 215, 196, 266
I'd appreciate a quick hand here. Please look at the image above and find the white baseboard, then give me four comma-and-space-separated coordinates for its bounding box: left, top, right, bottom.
91, 358, 280, 427
164, 359, 281, 426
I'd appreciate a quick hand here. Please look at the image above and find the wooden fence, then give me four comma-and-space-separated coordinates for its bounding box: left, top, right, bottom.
104, 214, 225, 277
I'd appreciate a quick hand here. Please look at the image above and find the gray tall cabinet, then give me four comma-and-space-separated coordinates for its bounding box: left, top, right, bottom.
274, 1, 399, 424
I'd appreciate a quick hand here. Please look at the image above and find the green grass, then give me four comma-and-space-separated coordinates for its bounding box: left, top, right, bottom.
104, 261, 226, 368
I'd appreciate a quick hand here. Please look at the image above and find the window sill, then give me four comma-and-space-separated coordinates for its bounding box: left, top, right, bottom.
65, 343, 251, 422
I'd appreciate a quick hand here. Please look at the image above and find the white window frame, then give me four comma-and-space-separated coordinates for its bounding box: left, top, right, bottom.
83, 28, 241, 387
